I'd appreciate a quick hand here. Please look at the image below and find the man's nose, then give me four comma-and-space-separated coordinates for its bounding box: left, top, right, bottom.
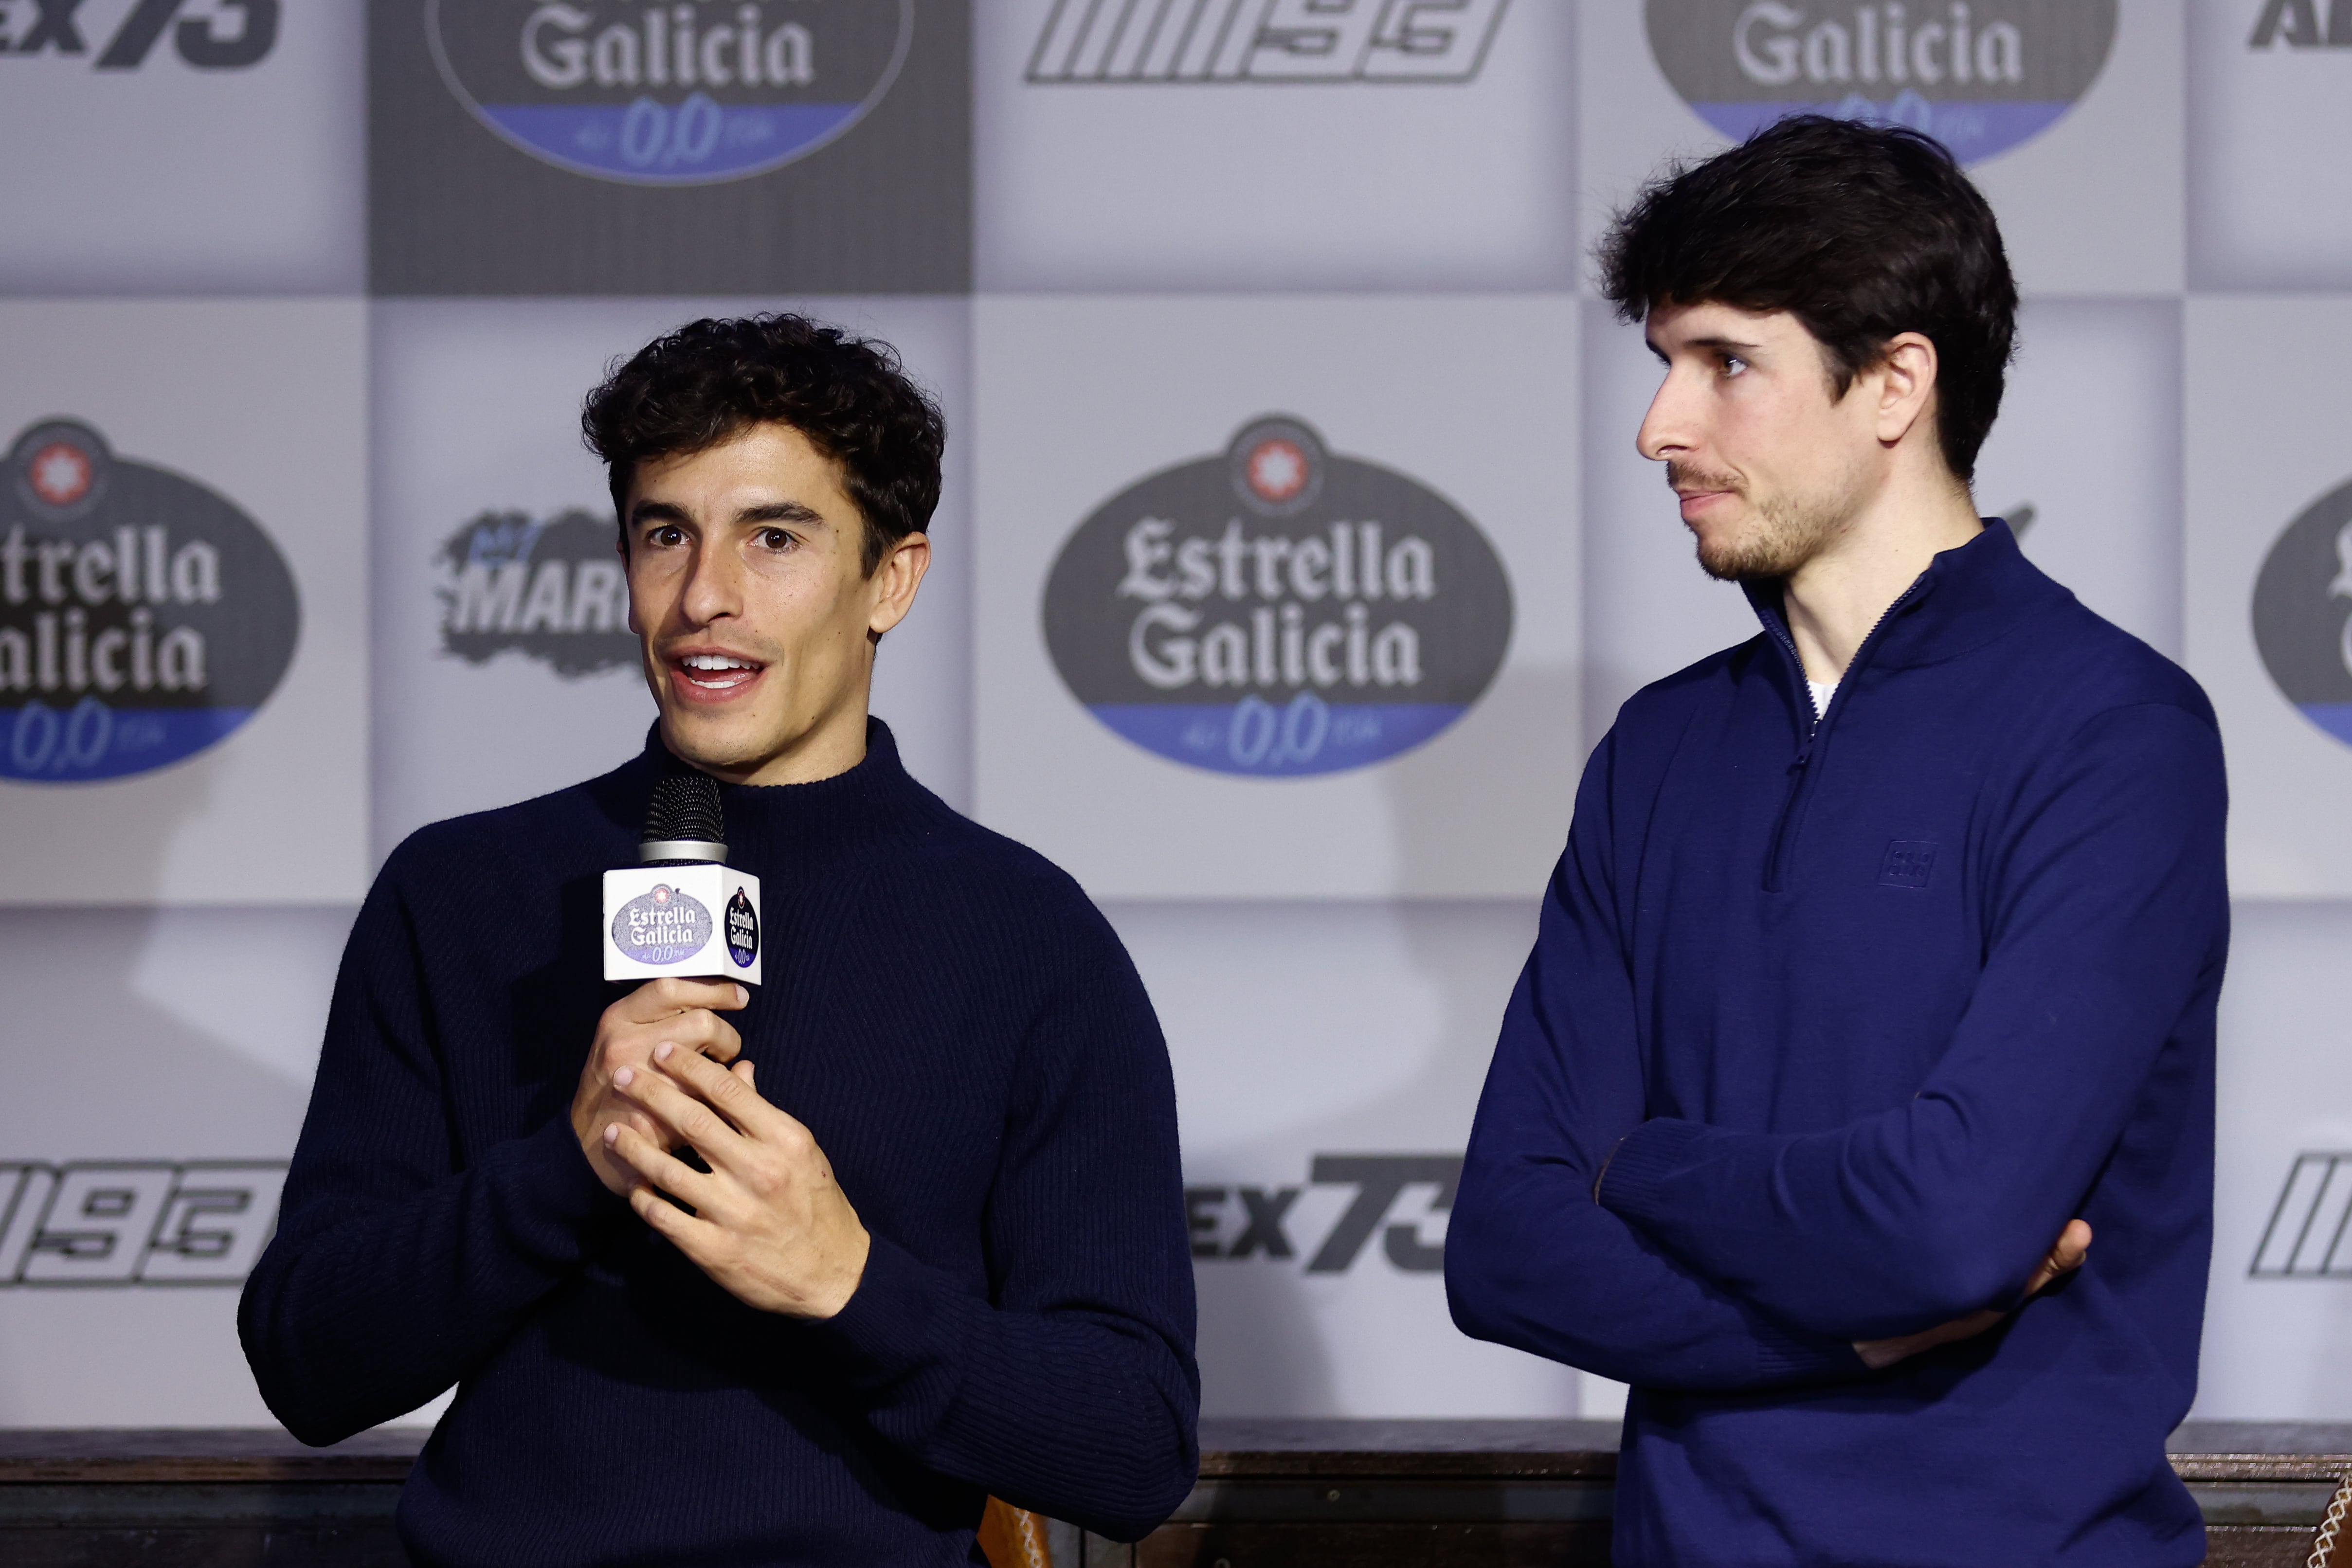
1636, 372, 1693, 464
679, 542, 744, 627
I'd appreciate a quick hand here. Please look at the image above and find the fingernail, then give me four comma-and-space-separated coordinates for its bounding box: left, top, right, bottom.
735, 986, 748, 1006
603, 1124, 619, 1144
655, 1042, 673, 1062
613, 1066, 633, 1088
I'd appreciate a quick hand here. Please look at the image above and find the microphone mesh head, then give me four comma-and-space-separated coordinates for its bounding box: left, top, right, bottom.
642, 771, 725, 851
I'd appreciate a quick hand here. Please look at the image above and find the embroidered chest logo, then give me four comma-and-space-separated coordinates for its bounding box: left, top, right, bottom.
1879, 840, 1938, 889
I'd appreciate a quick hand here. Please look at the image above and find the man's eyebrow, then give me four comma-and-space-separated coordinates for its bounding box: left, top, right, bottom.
737, 500, 823, 527
629, 499, 689, 529
1646, 333, 1762, 364
626, 498, 826, 529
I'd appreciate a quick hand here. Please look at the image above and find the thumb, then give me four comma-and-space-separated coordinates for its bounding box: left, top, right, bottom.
733, 1059, 756, 1089
2051, 1219, 2093, 1273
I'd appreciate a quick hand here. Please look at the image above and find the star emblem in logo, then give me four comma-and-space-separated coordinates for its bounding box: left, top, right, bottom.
29, 442, 92, 507
652, 886, 671, 904
1245, 438, 1308, 505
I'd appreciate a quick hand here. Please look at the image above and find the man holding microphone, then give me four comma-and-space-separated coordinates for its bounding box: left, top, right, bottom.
242, 315, 1199, 1565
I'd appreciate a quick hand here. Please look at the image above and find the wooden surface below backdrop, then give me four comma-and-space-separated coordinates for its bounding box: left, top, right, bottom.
0, 1420, 2343, 1566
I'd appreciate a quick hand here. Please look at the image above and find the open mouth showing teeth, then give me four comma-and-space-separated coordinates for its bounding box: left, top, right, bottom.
676, 654, 762, 689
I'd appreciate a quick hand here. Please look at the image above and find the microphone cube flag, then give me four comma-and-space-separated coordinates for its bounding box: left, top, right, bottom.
602, 865, 762, 986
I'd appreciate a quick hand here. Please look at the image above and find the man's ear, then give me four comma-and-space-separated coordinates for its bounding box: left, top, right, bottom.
1870, 332, 1940, 448
867, 532, 931, 642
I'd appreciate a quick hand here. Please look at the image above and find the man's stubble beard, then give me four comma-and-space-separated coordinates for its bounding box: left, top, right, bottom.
1669, 460, 1861, 584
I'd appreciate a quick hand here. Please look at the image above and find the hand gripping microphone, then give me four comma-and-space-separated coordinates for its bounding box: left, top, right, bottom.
601, 770, 762, 985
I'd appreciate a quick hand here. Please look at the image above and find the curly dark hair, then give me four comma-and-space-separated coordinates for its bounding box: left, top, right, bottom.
581, 314, 945, 575
1596, 115, 2017, 483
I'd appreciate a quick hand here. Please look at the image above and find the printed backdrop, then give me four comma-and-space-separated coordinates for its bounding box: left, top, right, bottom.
0, 0, 2346, 1431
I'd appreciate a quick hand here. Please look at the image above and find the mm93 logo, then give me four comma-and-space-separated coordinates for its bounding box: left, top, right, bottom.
0, 419, 299, 785
1646, 0, 2117, 164
1026, 0, 1509, 84
0, 1161, 286, 1286
1043, 417, 1511, 778
0, 0, 277, 69
427, 0, 913, 184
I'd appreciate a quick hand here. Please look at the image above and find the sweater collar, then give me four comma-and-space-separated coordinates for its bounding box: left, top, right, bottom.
634, 716, 931, 855
1741, 517, 2070, 679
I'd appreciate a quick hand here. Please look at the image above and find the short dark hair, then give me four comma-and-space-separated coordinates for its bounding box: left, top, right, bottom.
581, 314, 945, 575
1596, 115, 2017, 483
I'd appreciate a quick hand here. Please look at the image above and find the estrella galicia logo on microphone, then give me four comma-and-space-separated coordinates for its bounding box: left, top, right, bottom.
1645, 0, 2117, 164
1043, 417, 1512, 778
435, 509, 637, 678
1, 419, 299, 785
613, 883, 713, 966
724, 886, 758, 969
426, 0, 914, 185
2252, 476, 2352, 750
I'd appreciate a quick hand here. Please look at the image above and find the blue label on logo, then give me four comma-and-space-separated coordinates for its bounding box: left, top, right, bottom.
427, 0, 913, 186
1, 420, 299, 786
1646, 1, 2118, 165
1042, 418, 1513, 779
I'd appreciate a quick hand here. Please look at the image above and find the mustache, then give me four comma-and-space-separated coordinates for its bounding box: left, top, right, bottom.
1666, 460, 1744, 496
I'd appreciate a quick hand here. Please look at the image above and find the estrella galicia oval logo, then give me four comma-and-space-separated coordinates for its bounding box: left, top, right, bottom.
2, 420, 299, 786
1645, 0, 2117, 164
725, 887, 758, 969
612, 883, 713, 965
1043, 417, 1513, 779
426, 0, 914, 186
2253, 476, 2352, 750
435, 508, 637, 678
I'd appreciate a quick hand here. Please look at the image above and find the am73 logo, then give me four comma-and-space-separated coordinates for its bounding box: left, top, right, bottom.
0, 0, 278, 69
1187, 1154, 1460, 1272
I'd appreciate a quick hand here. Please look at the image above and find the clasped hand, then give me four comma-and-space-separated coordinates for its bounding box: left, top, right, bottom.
1854, 1218, 2092, 1370
570, 978, 869, 1320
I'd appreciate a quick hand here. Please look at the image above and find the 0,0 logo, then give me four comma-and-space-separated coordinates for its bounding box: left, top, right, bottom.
1042, 417, 1512, 778
1645, 0, 2118, 164
2253, 476, 2352, 750
426, 0, 913, 186
612, 883, 713, 965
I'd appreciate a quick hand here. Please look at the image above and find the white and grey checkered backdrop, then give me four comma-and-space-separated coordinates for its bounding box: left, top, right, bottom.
1, 0, 2348, 1431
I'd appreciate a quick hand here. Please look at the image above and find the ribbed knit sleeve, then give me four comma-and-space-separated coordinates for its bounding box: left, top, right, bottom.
797, 887, 1201, 1542
238, 844, 627, 1445
1447, 731, 1867, 1392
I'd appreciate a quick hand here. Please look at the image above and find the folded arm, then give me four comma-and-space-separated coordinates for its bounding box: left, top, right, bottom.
1596, 703, 2228, 1341
1447, 735, 1868, 1392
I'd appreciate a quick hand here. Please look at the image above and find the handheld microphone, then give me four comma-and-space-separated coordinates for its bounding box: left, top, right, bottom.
601, 771, 762, 985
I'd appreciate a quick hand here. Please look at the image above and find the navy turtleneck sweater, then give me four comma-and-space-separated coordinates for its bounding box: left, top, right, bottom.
240, 720, 1200, 1566
1447, 523, 2228, 1566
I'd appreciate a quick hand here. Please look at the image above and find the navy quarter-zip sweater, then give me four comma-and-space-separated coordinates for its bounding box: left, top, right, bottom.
1447, 522, 2228, 1567
240, 721, 1200, 1566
